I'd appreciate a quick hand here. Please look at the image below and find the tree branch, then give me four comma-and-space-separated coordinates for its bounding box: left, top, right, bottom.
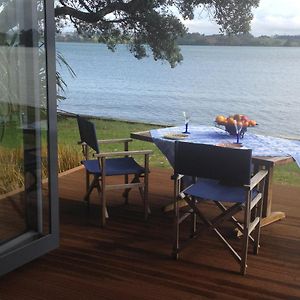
78, 0, 93, 13
55, 0, 142, 23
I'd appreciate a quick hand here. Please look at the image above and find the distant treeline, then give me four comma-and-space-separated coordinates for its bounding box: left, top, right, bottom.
56, 32, 300, 47
177, 33, 300, 47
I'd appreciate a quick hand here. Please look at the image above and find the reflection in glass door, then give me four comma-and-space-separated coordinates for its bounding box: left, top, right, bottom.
0, 0, 58, 276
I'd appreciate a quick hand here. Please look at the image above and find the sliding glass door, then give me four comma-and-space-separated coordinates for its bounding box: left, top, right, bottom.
0, 0, 58, 276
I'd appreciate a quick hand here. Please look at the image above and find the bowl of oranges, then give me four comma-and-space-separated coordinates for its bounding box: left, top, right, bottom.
215, 114, 257, 138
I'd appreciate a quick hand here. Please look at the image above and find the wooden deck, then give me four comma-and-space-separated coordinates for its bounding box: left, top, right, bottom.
1, 167, 300, 299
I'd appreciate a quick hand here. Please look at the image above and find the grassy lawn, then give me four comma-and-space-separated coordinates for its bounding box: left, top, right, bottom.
1, 114, 299, 194
58, 115, 300, 187
273, 163, 300, 187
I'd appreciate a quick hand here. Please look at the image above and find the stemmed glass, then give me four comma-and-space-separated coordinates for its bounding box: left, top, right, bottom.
182, 111, 190, 134
234, 120, 242, 144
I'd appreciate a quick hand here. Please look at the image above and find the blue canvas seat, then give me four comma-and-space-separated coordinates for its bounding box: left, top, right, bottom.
173, 142, 268, 275
82, 157, 145, 176
77, 116, 152, 227
183, 178, 258, 203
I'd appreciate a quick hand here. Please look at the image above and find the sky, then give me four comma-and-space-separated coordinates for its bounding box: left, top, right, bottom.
183, 0, 300, 36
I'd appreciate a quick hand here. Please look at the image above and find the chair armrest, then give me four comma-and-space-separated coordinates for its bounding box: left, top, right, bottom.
171, 174, 184, 180
78, 139, 133, 145
97, 138, 133, 145
250, 169, 268, 190
94, 150, 153, 158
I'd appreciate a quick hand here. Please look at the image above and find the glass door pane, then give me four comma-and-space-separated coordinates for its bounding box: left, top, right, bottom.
0, 0, 58, 274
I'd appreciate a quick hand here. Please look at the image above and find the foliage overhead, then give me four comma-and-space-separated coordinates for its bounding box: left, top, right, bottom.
55, 0, 260, 67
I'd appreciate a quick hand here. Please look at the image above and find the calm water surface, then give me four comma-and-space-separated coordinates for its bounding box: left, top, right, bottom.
57, 42, 300, 138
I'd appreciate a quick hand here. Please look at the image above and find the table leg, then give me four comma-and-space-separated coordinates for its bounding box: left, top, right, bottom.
261, 211, 286, 227
262, 164, 273, 218
254, 162, 286, 227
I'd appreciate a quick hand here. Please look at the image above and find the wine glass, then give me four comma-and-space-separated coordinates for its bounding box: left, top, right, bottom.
234, 120, 242, 144
182, 111, 190, 134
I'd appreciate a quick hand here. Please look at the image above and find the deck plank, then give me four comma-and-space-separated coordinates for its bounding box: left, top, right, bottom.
0, 168, 299, 300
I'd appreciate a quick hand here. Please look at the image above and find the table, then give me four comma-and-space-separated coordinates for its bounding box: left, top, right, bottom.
131, 128, 296, 227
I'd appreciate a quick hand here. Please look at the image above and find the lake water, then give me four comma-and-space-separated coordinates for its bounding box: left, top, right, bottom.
57, 42, 300, 139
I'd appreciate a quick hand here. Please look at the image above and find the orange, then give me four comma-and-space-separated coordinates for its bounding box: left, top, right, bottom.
227, 117, 235, 125
243, 121, 249, 127
215, 115, 226, 125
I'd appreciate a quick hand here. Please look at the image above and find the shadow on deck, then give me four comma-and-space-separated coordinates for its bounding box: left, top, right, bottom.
1, 167, 300, 299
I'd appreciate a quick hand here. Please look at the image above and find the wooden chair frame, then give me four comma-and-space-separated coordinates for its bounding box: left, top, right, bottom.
80, 138, 133, 202
79, 138, 152, 227
172, 144, 268, 274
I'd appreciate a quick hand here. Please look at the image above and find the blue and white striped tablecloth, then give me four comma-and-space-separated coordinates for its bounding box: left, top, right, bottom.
150, 126, 300, 167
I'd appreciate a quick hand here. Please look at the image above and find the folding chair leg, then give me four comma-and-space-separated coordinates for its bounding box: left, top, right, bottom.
83, 176, 98, 202
85, 171, 90, 200
100, 188, 107, 227
138, 185, 151, 216
143, 172, 150, 220
143, 188, 148, 220
143, 155, 151, 220
172, 198, 180, 260
95, 184, 107, 227
98, 168, 107, 227
190, 197, 197, 238
124, 174, 129, 204
172, 178, 181, 260
241, 199, 250, 275
96, 182, 108, 218
241, 231, 249, 275
253, 199, 263, 255
132, 177, 147, 214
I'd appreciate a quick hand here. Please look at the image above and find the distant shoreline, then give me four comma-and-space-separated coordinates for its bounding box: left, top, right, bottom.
56, 41, 300, 48
56, 33, 300, 47
57, 109, 168, 128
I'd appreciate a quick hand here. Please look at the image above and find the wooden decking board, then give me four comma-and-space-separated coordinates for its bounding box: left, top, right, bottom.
0, 168, 299, 299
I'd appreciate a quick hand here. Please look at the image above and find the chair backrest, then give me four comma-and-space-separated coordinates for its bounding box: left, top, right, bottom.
77, 115, 99, 153
174, 142, 252, 186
